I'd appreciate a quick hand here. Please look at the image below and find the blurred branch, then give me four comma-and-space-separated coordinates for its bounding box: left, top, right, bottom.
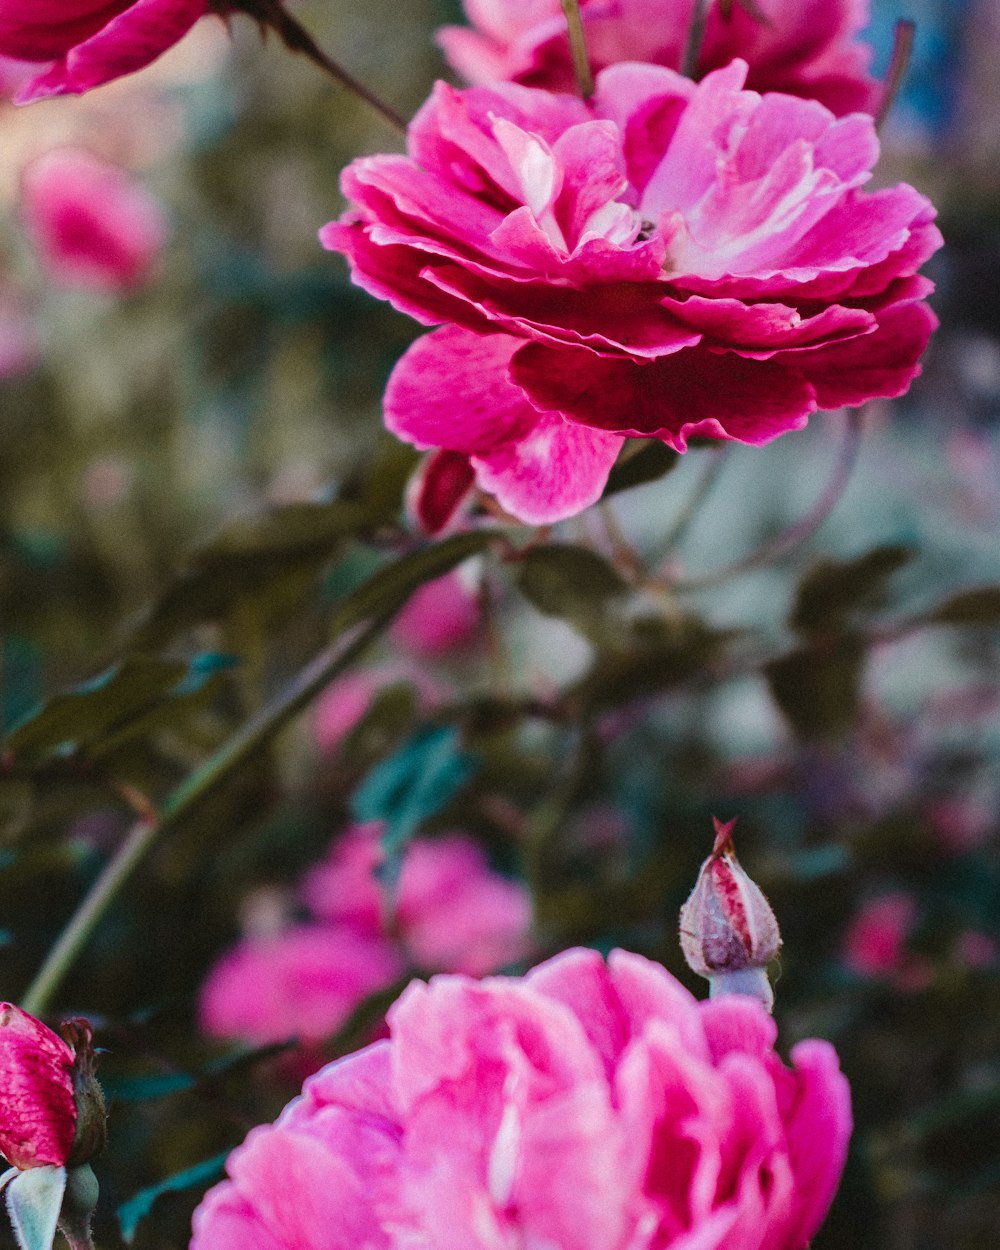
235, 0, 408, 134
672, 409, 864, 593
877, 20, 916, 133
20, 611, 396, 1018
682, 0, 711, 78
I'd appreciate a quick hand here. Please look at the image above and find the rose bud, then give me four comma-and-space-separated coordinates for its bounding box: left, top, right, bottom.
679, 818, 781, 1011
0, 1005, 106, 1250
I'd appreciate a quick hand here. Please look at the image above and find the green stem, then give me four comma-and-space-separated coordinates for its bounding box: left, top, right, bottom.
560, 0, 595, 98
876, 19, 916, 133
681, 0, 711, 79
657, 447, 730, 560
674, 409, 863, 593
21, 613, 394, 1017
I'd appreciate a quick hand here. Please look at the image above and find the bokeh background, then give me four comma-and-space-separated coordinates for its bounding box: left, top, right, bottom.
1, 2, 999, 1247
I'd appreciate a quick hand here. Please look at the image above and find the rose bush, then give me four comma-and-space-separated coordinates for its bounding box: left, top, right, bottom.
0, 0, 211, 101
439, 0, 882, 116
191, 947, 851, 1250
323, 60, 940, 523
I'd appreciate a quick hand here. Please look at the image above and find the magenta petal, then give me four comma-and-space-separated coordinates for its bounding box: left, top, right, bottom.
0, 1004, 77, 1170
384, 327, 537, 455
511, 342, 816, 449
406, 448, 477, 536
15, 0, 206, 101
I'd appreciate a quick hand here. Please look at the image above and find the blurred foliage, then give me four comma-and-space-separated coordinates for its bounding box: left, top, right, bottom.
0, 1, 999, 1249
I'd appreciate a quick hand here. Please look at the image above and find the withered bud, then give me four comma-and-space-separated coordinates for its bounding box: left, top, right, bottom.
59, 1020, 106, 1169
679, 818, 781, 1012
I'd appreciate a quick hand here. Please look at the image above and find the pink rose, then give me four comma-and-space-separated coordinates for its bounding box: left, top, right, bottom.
312, 664, 441, 755
0, 1005, 77, 1171
0, 0, 211, 102
198, 926, 405, 1046
322, 61, 940, 524
842, 891, 916, 979
439, 0, 881, 116
20, 148, 169, 293
191, 947, 852, 1250
303, 824, 533, 975
389, 567, 481, 656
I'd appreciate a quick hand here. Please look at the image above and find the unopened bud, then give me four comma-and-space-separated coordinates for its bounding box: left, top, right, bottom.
679, 818, 781, 1011
59, 1021, 106, 1169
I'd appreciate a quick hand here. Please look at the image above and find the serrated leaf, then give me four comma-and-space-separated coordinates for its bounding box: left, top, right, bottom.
602, 441, 679, 498
765, 637, 865, 741
352, 725, 481, 861
789, 545, 913, 636
924, 586, 1000, 627
516, 545, 627, 643
117, 1153, 229, 1243
331, 532, 497, 635
3, 654, 236, 762
4, 1165, 65, 1250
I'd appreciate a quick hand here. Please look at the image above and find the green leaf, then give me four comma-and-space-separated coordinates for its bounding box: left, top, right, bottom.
924, 586, 1000, 627
789, 545, 913, 636
132, 499, 371, 646
4, 1165, 65, 1250
765, 637, 865, 741
573, 617, 726, 711
3, 655, 236, 762
515, 545, 628, 643
331, 532, 497, 635
352, 725, 481, 860
117, 1153, 229, 1243
602, 441, 679, 498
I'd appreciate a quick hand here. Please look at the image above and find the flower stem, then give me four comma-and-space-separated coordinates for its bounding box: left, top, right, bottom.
876, 19, 916, 133
656, 447, 731, 560
674, 409, 863, 592
560, 0, 595, 99
20, 613, 395, 1018
681, 0, 711, 79
239, 0, 407, 134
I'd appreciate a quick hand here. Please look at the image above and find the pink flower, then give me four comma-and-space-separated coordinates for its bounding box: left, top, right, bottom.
439, 0, 882, 116
322, 61, 940, 524
191, 947, 852, 1250
198, 926, 406, 1046
389, 567, 481, 656
304, 824, 533, 975
842, 891, 916, 978
312, 664, 441, 755
0, 1007, 105, 1172
0, 1005, 77, 1172
0, 0, 211, 102
21, 148, 169, 293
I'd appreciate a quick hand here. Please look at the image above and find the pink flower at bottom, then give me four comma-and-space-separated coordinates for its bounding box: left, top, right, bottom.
191, 947, 851, 1250
198, 926, 405, 1046
324, 60, 940, 524
20, 148, 169, 293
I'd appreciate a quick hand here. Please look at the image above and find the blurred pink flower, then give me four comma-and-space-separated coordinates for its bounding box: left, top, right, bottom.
324, 60, 939, 523
0, 0, 210, 102
0, 1005, 77, 1171
954, 931, 997, 971
21, 148, 169, 293
198, 926, 405, 1046
842, 891, 916, 979
304, 824, 533, 975
389, 567, 481, 656
312, 665, 441, 755
191, 947, 852, 1250
440, 0, 881, 115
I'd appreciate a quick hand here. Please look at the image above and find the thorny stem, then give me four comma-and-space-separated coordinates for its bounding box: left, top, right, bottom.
21, 613, 396, 1017
876, 19, 916, 133
673, 409, 864, 593
681, 0, 712, 79
560, 0, 595, 99
236, 0, 407, 134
